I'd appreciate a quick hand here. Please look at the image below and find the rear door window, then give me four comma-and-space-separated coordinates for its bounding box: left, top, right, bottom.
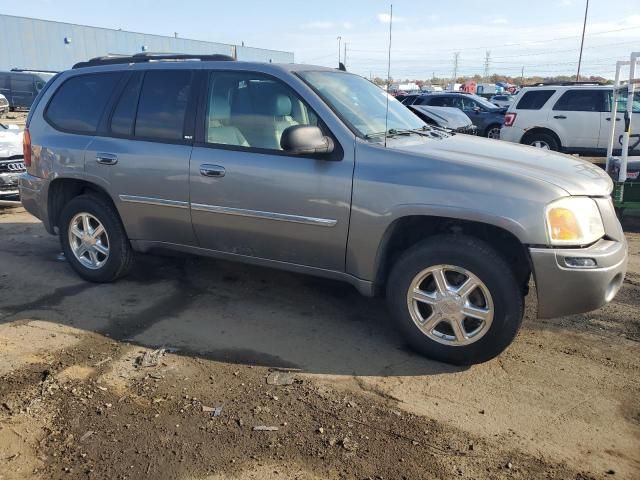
553, 89, 606, 112
134, 70, 193, 141
110, 73, 143, 137
46, 72, 121, 133
516, 90, 555, 110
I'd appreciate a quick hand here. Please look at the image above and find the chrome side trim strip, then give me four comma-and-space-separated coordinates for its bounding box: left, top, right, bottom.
119, 195, 189, 209
190, 203, 337, 227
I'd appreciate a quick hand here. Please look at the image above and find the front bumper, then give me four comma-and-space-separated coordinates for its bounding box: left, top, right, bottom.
530, 238, 628, 319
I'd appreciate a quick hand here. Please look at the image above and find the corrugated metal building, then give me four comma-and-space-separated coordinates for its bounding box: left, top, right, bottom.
0, 14, 294, 71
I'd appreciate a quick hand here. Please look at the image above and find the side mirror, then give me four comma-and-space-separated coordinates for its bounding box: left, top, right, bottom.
281, 125, 334, 156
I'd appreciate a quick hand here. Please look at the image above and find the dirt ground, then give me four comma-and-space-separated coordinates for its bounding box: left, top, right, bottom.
0, 206, 638, 480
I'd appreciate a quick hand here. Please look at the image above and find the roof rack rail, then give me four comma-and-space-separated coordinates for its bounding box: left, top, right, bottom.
72, 52, 236, 69
528, 81, 606, 87
10, 68, 59, 74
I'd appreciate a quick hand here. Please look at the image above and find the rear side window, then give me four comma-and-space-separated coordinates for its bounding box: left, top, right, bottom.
553, 89, 606, 112
134, 70, 193, 141
46, 73, 121, 133
516, 90, 555, 110
110, 73, 143, 137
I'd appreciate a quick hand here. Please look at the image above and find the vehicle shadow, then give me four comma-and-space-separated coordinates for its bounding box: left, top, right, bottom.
0, 220, 463, 377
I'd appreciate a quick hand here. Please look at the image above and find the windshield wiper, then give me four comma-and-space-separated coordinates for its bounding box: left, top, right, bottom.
365, 126, 433, 139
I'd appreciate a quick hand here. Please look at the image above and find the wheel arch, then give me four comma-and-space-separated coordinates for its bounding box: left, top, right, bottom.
372, 215, 532, 297
521, 127, 562, 150
47, 177, 119, 234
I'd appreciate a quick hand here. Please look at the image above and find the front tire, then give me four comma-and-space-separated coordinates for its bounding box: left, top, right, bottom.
386, 235, 524, 365
59, 194, 134, 282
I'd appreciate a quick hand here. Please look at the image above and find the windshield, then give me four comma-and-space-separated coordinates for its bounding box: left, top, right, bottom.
470, 95, 501, 110
299, 71, 426, 139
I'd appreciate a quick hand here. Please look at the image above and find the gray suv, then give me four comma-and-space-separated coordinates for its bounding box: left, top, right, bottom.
19, 53, 628, 365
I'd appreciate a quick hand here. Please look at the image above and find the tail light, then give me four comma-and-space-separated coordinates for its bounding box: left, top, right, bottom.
504, 112, 517, 127
23, 128, 31, 167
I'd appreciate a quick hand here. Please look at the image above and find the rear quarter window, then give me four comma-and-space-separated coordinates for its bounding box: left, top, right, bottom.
515, 90, 555, 110
46, 73, 121, 133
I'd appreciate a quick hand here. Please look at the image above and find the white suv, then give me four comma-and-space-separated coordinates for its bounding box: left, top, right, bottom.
500, 84, 640, 155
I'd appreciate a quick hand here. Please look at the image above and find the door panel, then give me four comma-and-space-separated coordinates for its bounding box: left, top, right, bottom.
85, 137, 195, 245
551, 89, 605, 149
84, 69, 197, 245
189, 71, 353, 271
189, 148, 353, 270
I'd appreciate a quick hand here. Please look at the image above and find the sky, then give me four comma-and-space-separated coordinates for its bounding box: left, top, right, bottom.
2, 0, 640, 80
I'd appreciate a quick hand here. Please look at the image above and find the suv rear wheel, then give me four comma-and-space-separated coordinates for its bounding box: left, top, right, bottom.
386, 235, 524, 365
485, 124, 501, 139
523, 132, 559, 151
59, 194, 134, 282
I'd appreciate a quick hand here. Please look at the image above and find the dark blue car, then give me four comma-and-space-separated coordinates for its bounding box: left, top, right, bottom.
404, 93, 506, 139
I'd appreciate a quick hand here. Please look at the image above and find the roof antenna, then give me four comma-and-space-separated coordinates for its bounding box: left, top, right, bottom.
384, 4, 393, 148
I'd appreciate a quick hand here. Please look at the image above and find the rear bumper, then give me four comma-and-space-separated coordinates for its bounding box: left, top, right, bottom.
18, 173, 51, 229
530, 238, 628, 319
499, 126, 525, 144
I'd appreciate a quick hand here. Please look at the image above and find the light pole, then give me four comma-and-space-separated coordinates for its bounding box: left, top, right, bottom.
576, 0, 589, 81
337, 36, 342, 66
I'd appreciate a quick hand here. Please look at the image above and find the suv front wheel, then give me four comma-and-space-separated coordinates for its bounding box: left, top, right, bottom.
386, 235, 524, 365
59, 194, 134, 282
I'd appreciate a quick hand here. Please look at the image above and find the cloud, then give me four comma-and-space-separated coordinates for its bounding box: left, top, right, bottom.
377, 13, 405, 24
491, 17, 509, 25
343, 21, 354, 30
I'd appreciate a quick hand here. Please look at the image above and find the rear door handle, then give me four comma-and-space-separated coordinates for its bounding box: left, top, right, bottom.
606, 117, 621, 122
96, 153, 118, 165
200, 164, 226, 178
553, 115, 567, 120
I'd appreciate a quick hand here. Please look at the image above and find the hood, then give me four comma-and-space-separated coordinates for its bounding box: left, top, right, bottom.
409, 105, 471, 129
388, 133, 613, 197
0, 125, 24, 159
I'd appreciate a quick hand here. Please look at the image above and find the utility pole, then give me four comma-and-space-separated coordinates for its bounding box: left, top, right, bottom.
452, 52, 460, 89
483, 51, 491, 82
343, 43, 348, 69
576, 0, 589, 81
521, 66, 525, 86
337, 36, 342, 66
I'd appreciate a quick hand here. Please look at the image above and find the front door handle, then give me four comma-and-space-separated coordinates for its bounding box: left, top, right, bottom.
553, 115, 567, 120
96, 153, 118, 165
606, 117, 621, 122
200, 164, 226, 178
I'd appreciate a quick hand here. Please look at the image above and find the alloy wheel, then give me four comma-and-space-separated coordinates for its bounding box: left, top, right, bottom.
406, 265, 494, 346
68, 212, 110, 270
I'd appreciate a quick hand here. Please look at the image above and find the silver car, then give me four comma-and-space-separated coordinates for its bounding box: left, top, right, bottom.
19, 53, 627, 365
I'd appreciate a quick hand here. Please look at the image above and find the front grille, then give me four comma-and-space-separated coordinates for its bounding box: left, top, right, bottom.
0, 184, 19, 192
0, 158, 26, 173
456, 126, 477, 135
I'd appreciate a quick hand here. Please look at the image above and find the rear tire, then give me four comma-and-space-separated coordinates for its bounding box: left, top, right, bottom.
386, 235, 524, 365
523, 132, 559, 151
485, 124, 501, 139
59, 194, 134, 282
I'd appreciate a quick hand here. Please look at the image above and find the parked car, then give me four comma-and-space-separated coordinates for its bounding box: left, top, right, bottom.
0, 70, 55, 110
408, 105, 477, 135
489, 94, 516, 108
0, 94, 9, 114
501, 84, 640, 155
20, 53, 627, 365
410, 93, 506, 139
0, 122, 25, 205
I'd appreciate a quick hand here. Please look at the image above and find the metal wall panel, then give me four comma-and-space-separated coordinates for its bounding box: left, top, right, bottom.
0, 14, 294, 71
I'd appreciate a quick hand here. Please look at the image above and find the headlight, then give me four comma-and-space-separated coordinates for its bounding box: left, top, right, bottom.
545, 197, 605, 246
